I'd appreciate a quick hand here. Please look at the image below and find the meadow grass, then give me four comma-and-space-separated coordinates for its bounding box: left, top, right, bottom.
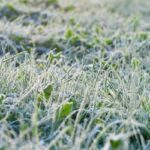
0, 0, 150, 149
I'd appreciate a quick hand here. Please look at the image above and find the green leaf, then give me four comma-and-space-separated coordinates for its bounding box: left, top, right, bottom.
139, 32, 148, 41
19, 0, 28, 4
43, 84, 53, 100
64, 5, 75, 12
131, 58, 141, 70
49, 53, 61, 63
95, 25, 103, 34
10, 34, 25, 43
20, 123, 29, 132
65, 28, 74, 39
0, 94, 5, 105
69, 18, 76, 25
6, 3, 18, 13
47, 0, 58, 5
110, 136, 124, 150
58, 102, 73, 120
70, 35, 81, 45
37, 93, 43, 102
110, 139, 123, 150
104, 38, 113, 45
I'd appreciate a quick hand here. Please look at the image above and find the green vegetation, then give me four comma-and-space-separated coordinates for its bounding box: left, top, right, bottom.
0, 0, 150, 149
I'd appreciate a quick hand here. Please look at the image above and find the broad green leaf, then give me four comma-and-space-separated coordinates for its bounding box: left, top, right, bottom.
110, 139, 123, 150
110, 135, 124, 150
58, 102, 73, 120
65, 28, 74, 39
139, 32, 148, 41
70, 35, 81, 45
43, 84, 53, 100
104, 38, 113, 45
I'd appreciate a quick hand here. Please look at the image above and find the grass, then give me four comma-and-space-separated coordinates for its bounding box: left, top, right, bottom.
0, 0, 150, 149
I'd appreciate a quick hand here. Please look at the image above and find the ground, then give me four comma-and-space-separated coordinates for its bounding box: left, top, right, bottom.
0, 0, 150, 149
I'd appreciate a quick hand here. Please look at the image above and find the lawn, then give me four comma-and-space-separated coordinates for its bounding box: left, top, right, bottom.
0, 0, 150, 149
